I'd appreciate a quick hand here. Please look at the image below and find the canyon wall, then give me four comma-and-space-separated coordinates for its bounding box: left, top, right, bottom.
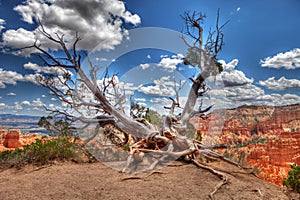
191, 104, 300, 186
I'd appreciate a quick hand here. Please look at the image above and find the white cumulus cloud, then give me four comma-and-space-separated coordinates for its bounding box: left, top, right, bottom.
21, 101, 31, 106
157, 54, 183, 72
0, 68, 24, 88
259, 76, 300, 91
138, 76, 176, 96
217, 59, 253, 87
0, 19, 5, 32
138, 85, 175, 96
24, 62, 68, 75
220, 59, 239, 71
150, 97, 170, 104
23, 73, 42, 85
0, 67, 59, 88
227, 84, 265, 101
32, 98, 45, 107
256, 93, 300, 106
140, 63, 150, 70
260, 48, 300, 69
2, 0, 141, 56
1, 63, 74, 92
7, 93, 16, 96
13, 102, 23, 110
134, 98, 146, 102
2, 28, 38, 55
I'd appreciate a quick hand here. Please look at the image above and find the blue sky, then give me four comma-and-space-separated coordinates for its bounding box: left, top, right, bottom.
0, 0, 299, 116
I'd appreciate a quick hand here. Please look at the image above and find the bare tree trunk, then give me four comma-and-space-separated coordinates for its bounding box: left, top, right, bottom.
180, 68, 210, 126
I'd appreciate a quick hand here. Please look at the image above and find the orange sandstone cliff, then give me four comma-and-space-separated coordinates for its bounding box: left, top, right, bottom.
191, 104, 300, 186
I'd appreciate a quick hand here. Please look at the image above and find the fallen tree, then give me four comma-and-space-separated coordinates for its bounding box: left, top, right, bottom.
22, 9, 245, 199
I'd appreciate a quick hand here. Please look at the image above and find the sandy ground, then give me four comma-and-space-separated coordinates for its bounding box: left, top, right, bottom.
0, 161, 298, 200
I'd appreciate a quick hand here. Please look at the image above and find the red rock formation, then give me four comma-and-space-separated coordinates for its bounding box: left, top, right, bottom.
192, 104, 300, 186
0, 128, 41, 152
3, 129, 22, 148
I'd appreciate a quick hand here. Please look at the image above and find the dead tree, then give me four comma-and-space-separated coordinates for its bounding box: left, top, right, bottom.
23, 9, 243, 199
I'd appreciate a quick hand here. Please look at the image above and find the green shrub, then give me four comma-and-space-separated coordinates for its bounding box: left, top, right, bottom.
283, 164, 300, 193
0, 137, 84, 168
23, 138, 75, 165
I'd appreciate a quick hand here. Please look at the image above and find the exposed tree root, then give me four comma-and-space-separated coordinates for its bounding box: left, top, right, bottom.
145, 170, 168, 178
27, 165, 52, 173
121, 171, 168, 181
205, 166, 260, 178
167, 162, 184, 167
121, 132, 242, 172
121, 176, 143, 181
118, 133, 248, 199
191, 159, 228, 200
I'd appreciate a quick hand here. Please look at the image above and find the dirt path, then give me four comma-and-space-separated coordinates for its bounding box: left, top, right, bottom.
0, 161, 298, 200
